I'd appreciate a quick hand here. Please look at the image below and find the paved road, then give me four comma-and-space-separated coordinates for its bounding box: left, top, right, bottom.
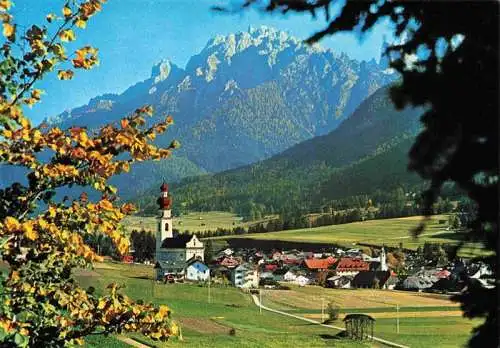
251, 294, 410, 348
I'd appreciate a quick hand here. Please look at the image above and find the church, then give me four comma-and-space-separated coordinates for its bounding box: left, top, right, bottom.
154, 183, 206, 281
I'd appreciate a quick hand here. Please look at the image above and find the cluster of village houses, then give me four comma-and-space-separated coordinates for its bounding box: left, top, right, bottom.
152, 183, 492, 293
197, 247, 491, 293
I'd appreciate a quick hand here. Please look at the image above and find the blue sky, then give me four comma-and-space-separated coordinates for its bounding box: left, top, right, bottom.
12, 0, 391, 124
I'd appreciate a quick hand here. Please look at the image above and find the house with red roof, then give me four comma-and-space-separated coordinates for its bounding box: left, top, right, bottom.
303, 256, 337, 271
335, 258, 370, 276
218, 256, 241, 269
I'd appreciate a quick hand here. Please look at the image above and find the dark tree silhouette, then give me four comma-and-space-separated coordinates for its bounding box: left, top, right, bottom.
215, 1, 498, 346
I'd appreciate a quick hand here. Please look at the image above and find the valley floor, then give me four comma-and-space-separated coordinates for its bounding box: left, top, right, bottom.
77, 262, 480, 348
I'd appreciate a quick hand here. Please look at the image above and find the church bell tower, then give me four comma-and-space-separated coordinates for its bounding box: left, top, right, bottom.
156, 182, 173, 254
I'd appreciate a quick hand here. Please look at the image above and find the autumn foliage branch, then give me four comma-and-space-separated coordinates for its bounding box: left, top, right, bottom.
0, 1, 180, 346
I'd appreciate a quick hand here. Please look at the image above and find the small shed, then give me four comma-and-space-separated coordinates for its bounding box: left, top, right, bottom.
343, 314, 375, 341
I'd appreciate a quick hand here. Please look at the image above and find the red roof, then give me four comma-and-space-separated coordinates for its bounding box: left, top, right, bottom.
158, 196, 172, 209
160, 182, 169, 192
304, 257, 337, 270
219, 257, 240, 268
435, 270, 451, 278
336, 258, 369, 272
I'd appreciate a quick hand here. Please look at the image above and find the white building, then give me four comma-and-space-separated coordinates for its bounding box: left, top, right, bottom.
283, 271, 297, 282
231, 263, 259, 288
186, 260, 210, 282
154, 183, 205, 280
380, 247, 388, 271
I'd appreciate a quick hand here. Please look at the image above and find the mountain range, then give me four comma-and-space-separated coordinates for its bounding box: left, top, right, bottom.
134, 84, 425, 217
29, 26, 395, 198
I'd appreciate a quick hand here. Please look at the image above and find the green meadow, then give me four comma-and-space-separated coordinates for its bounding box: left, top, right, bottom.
77, 262, 367, 347
121, 211, 277, 235
76, 262, 480, 348
215, 215, 485, 255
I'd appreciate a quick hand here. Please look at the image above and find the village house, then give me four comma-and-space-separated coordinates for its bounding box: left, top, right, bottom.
303, 256, 337, 272
335, 258, 370, 276
217, 255, 241, 268
283, 270, 297, 282
231, 263, 259, 288
271, 251, 283, 261
186, 259, 210, 282
326, 275, 352, 288
401, 276, 435, 291
153, 183, 206, 281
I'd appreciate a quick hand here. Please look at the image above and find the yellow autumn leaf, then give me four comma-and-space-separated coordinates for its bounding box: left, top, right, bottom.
150, 331, 162, 340
32, 130, 42, 143
0, 319, 14, 334
171, 322, 180, 336
10, 271, 20, 282
20, 117, 31, 129
31, 89, 43, 100
78, 131, 89, 145
99, 199, 113, 211
4, 216, 20, 232
62, 6, 72, 18
158, 305, 170, 317
22, 222, 38, 241
59, 29, 75, 42
38, 219, 48, 229
75, 18, 86, 28
2, 22, 14, 39
0, 0, 12, 11
97, 298, 107, 310
57, 69, 74, 80
48, 205, 57, 218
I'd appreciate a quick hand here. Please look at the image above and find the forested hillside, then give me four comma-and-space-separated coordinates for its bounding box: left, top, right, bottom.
134, 85, 436, 219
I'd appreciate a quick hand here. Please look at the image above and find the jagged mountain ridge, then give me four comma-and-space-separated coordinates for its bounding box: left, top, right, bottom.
132, 85, 424, 216
36, 26, 394, 198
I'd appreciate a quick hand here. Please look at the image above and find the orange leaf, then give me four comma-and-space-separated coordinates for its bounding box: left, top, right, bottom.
2, 22, 14, 40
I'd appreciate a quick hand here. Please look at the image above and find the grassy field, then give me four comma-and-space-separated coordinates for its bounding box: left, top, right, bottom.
121, 211, 277, 235
260, 284, 459, 311
74, 262, 480, 348
259, 284, 479, 348
76, 262, 370, 348
214, 215, 484, 254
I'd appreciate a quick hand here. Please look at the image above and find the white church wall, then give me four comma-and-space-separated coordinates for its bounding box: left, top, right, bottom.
186, 248, 204, 261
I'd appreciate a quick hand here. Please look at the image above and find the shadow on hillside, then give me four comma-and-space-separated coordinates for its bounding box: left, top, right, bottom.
428, 232, 466, 241
129, 275, 153, 280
